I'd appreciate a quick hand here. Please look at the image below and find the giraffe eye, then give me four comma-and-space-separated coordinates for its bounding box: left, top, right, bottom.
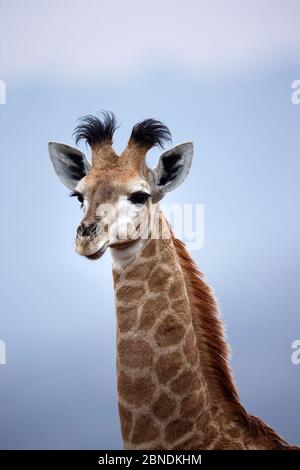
129, 191, 150, 205
70, 191, 84, 208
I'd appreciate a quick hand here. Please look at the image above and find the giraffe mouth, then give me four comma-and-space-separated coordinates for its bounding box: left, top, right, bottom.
109, 239, 139, 250
84, 241, 109, 260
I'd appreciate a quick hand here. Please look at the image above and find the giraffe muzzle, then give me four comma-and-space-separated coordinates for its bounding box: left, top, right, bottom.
76, 221, 109, 259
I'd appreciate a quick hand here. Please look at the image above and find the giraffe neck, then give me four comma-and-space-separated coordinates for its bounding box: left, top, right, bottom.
111, 211, 292, 450
112, 213, 217, 450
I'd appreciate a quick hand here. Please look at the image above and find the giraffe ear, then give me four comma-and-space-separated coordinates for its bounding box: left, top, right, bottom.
48, 142, 91, 190
153, 142, 194, 196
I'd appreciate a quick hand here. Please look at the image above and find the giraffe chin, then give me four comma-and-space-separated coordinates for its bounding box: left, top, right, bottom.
85, 242, 109, 260
76, 241, 109, 261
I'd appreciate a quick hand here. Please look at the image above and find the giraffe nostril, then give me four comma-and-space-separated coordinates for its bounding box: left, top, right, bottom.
77, 222, 98, 237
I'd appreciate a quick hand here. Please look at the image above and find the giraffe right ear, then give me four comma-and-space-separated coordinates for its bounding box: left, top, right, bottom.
153, 142, 194, 198
48, 142, 91, 190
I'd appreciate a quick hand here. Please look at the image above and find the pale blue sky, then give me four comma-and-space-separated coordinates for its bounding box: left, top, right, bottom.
0, 0, 299, 449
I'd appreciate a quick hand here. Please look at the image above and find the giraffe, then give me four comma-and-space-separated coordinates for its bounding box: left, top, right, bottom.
48, 112, 298, 450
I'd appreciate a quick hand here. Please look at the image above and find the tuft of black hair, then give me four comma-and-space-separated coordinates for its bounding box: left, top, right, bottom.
130, 119, 172, 149
73, 111, 118, 149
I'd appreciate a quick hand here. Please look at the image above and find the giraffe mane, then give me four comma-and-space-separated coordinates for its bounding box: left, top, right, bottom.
172, 236, 291, 448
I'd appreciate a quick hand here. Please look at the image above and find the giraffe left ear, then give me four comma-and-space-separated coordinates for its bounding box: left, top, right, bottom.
48, 142, 91, 190
153, 142, 194, 196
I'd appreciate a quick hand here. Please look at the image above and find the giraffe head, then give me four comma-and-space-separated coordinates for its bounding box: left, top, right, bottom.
49, 112, 193, 260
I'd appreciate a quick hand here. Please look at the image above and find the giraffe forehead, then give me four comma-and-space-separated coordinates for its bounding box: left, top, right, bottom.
81, 170, 150, 199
